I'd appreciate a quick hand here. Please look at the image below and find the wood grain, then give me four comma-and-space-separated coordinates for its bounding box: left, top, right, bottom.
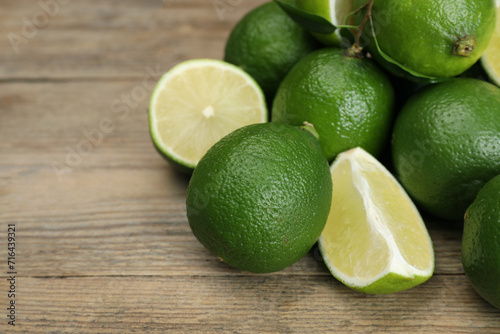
0, 0, 267, 80
0, 0, 499, 333
1, 275, 499, 333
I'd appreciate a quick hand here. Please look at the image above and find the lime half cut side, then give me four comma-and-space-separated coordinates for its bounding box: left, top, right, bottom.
482, 5, 500, 86
149, 59, 268, 171
319, 147, 434, 294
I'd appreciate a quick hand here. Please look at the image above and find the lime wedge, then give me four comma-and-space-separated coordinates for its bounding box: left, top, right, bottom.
293, 0, 354, 46
149, 59, 267, 172
481, 5, 500, 86
319, 147, 434, 294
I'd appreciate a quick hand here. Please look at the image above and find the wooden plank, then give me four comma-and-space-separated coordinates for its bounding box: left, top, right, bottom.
0, 82, 465, 278
0, 81, 161, 168
0, 0, 268, 80
0, 275, 498, 333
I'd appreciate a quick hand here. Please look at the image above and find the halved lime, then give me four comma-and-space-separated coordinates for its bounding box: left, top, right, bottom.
319, 147, 434, 294
482, 4, 500, 86
149, 59, 268, 172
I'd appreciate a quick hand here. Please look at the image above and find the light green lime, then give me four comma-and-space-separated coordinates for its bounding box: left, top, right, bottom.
320, 148, 434, 294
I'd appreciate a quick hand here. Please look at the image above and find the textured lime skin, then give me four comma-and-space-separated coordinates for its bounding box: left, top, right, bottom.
462, 174, 500, 309
272, 48, 394, 162
353, 0, 496, 79
186, 122, 332, 273
224, 2, 319, 103
392, 78, 500, 221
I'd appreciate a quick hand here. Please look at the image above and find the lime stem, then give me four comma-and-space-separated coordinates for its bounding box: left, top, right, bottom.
353, 0, 374, 50
348, 0, 371, 20
344, 0, 374, 59
453, 35, 477, 57
344, 44, 364, 59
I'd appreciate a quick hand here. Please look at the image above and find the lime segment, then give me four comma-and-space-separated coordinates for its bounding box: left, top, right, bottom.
149, 59, 267, 170
319, 147, 434, 294
482, 5, 500, 86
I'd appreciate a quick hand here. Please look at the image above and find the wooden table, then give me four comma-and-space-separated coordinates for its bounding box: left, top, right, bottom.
0, 1, 499, 332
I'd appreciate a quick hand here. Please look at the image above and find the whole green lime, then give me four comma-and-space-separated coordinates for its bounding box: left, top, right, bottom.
272, 47, 394, 162
462, 174, 500, 309
353, 0, 496, 79
186, 122, 332, 273
224, 2, 319, 103
392, 78, 500, 221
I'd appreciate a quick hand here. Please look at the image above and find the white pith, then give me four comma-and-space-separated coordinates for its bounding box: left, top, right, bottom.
329, 0, 353, 26
329, 0, 354, 39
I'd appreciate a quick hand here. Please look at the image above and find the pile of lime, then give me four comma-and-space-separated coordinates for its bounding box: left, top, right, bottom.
149, 1, 500, 302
